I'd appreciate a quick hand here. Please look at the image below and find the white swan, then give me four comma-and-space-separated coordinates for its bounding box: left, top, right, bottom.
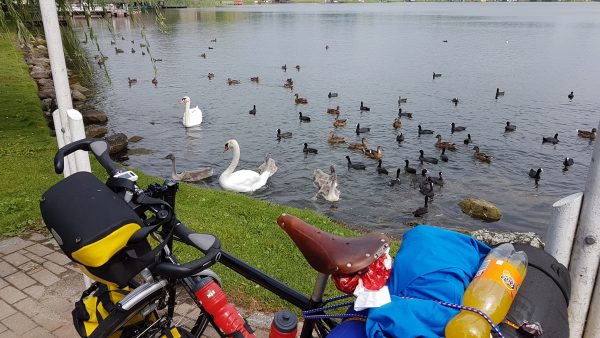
219, 140, 276, 193
313, 165, 340, 202
181, 96, 203, 127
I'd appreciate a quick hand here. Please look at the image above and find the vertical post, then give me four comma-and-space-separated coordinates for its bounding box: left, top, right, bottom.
39, 0, 92, 287
39, 0, 90, 176
584, 269, 600, 337
546, 192, 583, 268
569, 120, 600, 338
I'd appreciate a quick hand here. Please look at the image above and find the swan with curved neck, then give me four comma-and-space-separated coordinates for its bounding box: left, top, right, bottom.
219, 139, 275, 193
313, 165, 340, 202
181, 96, 203, 127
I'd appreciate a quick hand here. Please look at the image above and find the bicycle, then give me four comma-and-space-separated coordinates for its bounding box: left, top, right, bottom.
44, 138, 391, 338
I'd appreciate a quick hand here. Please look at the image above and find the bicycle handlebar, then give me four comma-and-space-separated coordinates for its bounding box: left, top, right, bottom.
54, 138, 121, 176
151, 222, 222, 279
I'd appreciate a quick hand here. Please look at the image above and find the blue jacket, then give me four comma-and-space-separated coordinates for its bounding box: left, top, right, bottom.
366, 225, 491, 338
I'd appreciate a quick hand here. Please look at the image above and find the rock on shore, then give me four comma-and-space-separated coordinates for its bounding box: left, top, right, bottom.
459, 198, 502, 222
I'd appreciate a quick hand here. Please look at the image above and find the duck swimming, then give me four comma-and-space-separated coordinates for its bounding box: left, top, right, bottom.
303, 143, 318, 154
451, 122, 466, 133
398, 108, 413, 119
327, 131, 346, 144
298, 112, 311, 122
365, 146, 384, 160
412, 169, 429, 187
542, 133, 559, 144
328, 92, 338, 98
418, 125, 434, 135
505, 121, 516, 132
440, 148, 448, 162
419, 150, 439, 164
360, 101, 370, 112
413, 196, 429, 217
464, 134, 472, 145
333, 115, 347, 127
563, 157, 574, 171
346, 156, 366, 170
393, 117, 402, 129
348, 138, 368, 151
529, 168, 543, 182
405, 159, 417, 174
277, 129, 292, 139
376, 159, 389, 175
430, 171, 444, 186
398, 96, 407, 104
356, 123, 370, 135
577, 128, 596, 140
396, 133, 405, 143
451, 98, 459, 106
249, 105, 257, 115
390, 168, 401, 186
568, 91, 574, 100
433, 72, 442, 79
473, 146, 492, 163
295, 93, 308, 104
435, 135, 457, 150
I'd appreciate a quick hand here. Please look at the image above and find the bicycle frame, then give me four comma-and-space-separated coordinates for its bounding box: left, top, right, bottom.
219, 251, 337, 338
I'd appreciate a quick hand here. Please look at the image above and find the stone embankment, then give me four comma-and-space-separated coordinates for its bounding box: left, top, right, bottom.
22, 38, 128, 155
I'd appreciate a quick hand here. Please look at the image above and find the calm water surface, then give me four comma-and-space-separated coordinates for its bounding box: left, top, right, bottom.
79, 3, 600, 235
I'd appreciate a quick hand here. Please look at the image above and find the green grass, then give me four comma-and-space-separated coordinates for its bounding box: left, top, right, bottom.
0, 32, 399, 311
0, 33, 62, 236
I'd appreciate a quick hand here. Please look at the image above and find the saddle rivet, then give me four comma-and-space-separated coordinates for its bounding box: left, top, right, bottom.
365, 253, 370, 257
346, 263, 352, 268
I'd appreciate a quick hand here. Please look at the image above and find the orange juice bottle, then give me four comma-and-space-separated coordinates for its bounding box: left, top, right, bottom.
445, 243, 528, 338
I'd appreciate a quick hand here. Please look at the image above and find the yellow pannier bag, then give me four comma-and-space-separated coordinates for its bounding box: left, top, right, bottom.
72, 282, 156, 338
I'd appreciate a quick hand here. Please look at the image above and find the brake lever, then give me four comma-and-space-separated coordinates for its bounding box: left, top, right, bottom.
54, 138, 121, 176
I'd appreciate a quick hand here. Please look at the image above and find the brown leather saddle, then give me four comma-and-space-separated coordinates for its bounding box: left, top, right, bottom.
276, 214, 390, 275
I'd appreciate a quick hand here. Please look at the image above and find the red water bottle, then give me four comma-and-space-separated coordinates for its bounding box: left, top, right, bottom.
269, 309, 298, 338
194, 277, 255, 338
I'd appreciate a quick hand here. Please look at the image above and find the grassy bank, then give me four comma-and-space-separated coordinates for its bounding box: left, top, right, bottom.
0, 33, 61, 236
0, 33, 387, 311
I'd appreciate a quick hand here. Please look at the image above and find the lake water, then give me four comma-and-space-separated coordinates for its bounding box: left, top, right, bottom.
78, 3, 600, 236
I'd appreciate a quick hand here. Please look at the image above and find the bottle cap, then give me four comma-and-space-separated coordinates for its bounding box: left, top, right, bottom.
273, 309, 298, 333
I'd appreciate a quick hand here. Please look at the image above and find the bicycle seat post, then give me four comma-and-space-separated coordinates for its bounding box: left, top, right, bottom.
310, 273, 329, 304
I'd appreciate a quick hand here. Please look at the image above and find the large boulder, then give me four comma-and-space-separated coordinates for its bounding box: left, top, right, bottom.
470, 229, 544, 249
38, 88, 56, 99
80, 109, 108, 125
36, 78, 54, 87
458, 198, 502, 222
71, 90, 86, 101
85, 124, 108, 138
31, 69, 51, 79
71, 83, 90, 93
104, 133, 128, 154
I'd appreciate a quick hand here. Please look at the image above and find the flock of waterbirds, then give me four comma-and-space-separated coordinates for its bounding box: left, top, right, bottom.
102, 34, 598, 219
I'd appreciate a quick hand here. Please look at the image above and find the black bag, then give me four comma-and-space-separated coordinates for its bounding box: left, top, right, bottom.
40, 172, 156, 287
499, 243, 571, 338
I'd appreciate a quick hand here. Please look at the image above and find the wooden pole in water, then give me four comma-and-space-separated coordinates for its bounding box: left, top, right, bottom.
569, 120, 600, 338
39, 0, 90, 175
546, 192, 583, 268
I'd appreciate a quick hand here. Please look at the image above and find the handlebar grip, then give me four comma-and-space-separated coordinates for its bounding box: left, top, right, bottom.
151, 223, 222, 279
54, 138, 121, 176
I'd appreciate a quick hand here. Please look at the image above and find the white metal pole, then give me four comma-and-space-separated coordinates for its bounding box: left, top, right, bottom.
39, 0, 90, 176
569, 120, 600, 338
67, 109, 91, 172
584, 268, 600, 337
546, 192, 583, 268
40, 0, 92, 288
